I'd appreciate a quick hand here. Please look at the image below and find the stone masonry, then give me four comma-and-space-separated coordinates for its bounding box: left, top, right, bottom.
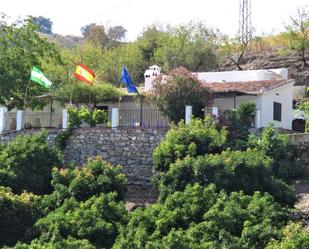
0, 128, 166, 186
63, 128, 166, 186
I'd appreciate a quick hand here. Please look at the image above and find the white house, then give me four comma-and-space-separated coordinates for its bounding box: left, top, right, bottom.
144, 65, 303, 130
0, 66, 304, 132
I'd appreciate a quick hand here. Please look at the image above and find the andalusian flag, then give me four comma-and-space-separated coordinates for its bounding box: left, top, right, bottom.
74, 63, 95, 84
30, 66, 52, 89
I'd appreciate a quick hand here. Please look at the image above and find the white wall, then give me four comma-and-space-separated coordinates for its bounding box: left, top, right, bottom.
197, 68, 288, 83
259, 83, 294, 129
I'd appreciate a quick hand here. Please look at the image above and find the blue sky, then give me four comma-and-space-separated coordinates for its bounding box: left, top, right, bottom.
2, 0, 308, 40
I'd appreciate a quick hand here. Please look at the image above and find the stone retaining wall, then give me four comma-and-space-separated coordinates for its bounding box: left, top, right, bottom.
63, 128, 166, 185
1, 129, 309, 186
0, 128, 166, 186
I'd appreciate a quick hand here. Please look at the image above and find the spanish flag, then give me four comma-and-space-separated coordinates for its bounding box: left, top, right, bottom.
74, 64, 95, 84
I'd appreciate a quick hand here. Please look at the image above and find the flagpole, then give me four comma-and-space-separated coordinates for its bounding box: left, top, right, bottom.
118, 77, 122, 109
23, 79, 31, 110
139, 93, 143, 128
49, 95, 53, 127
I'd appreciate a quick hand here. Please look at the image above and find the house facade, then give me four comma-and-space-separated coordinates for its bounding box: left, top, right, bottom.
144, 65, 304, 130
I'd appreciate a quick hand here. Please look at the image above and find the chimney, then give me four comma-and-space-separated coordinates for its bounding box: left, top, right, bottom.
144, 65, 161, 91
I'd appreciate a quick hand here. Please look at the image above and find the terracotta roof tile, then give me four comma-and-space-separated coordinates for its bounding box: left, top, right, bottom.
203, 79, 294, 94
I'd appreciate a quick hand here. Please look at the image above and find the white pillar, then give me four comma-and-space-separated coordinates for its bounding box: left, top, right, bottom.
0, 107, 7, 133
255, 109, 261, 128
112, 108, 119, 128
212, 107, 219, 117
185, 105, 192, 124
62, 109, 68, 129
16, 110, 24, 131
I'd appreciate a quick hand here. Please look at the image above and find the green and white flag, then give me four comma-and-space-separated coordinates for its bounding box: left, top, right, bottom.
30, 66, 52, 89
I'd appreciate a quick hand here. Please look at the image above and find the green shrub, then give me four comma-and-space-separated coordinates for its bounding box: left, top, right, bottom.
58, 82, 120, 106
153, 116, 227, 172
0, 131, 62, 194
4, 237, 95, 249
81, 107, 108, 127
36, 192, 128, 249
236, 102, 256, 128
222, 102, 256, 141
67, 107, 82, 128
34, 157, 128, 248
50, 157, 127, 203
92, 108, 108, 125
248, 125, 303, 182
54, 127, 73, 150
0, 187, 42, 247
68, 106, 108, 128
155, 149, 295, 205
113, 184, 289, 249
266, 222, 309, 249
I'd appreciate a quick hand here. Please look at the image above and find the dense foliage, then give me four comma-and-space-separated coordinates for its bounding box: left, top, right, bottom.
49, 157, 127, 204
0, 131, 62, 194
0, 18, 61, 109
153, 116, 227, 172
0, 118, 307, 248
4, 238, 95, 249
0, 187, 42, 247
153, 117, 300, 204
150, 67, 213, 122
114, 184, 289, 249
34, 157, 128, 248
156, 149, 294, 205
247, 125, 302, 182
266, 222, 309, 249
36, 192, 127, 248
0, 156, 128, 248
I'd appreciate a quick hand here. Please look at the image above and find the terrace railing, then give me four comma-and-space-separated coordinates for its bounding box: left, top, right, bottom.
23, 111, 63, 129
4, 112, 16, 131
119, 108, 169, 128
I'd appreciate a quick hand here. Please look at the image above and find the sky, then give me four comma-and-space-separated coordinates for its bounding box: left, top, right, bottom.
1, 0, 308, 41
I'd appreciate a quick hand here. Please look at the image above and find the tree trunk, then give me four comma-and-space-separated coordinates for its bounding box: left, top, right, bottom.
228, 57, 243, 70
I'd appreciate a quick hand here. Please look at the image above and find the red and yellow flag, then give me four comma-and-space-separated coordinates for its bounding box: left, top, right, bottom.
74, 64, 95, 84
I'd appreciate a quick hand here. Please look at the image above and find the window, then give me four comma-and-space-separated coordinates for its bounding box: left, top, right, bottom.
273, 102, 282, 121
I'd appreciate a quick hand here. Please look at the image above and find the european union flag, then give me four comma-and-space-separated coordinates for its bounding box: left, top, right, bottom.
121, 65, 139, 94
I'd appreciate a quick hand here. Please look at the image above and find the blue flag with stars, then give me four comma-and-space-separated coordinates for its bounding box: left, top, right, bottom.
121, 65, 139, 94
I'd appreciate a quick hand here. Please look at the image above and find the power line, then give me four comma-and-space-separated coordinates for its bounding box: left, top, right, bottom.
62, 0, 133, 34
